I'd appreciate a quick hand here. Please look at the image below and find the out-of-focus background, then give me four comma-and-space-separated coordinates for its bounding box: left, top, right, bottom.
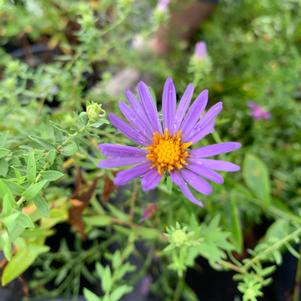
0, 1, 301, 301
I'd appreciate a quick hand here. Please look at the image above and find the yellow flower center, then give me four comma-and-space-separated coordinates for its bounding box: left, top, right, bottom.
146, 129, 192, 174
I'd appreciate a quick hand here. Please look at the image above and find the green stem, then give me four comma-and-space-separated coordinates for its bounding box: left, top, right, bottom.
220, 260, 243, 273
17, 124, 89, 207
173, 276, 184, 301
243, 227, 301, 272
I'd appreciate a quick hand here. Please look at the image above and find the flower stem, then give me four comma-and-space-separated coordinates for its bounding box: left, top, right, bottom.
173, 275, 184, 301
243, 227, 301, 272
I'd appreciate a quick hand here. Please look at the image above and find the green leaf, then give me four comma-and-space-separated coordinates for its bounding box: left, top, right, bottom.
114, 262, 135, 280
3, 179, 24, 196
110, 285, 132, 301
0, 179, 15, 215
0, 159, 9, 177
135, 227, 161, 240
55, 267, 68, 285
2, 212, 34, 242
28, 136, 53, 148
1, 231, 12, 261
96, 263, 112, 293
22, 180, 47, 200
1, 245, 49, 285
198, 216, 234, 266
19, 213, 35, 228
41, 170, 64, 181
111, 251, 122, 270
243, 154, 270, 206
83, 288, 100, 301
61, 141, 78, 156
83, 216, 112, 227
2, 195, 14, 216
33, 196, 49, 216
0, 148, 10, 159
107, 204, 129, 223
46, 149, 56, 165
229, 191, 243, 253
26, 152, 36, 183
90, 118, 110, 128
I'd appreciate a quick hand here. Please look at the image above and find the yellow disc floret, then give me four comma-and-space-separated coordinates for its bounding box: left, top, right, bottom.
146, 129, 192, 174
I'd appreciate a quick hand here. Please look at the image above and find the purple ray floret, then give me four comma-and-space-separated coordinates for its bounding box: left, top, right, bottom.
98, 78, 241, 206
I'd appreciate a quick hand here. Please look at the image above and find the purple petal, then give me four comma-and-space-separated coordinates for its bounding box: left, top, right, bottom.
186, 162, 224, 184
174, 83, 194, 131
191, 102, 223, 135
137, 81, 162, 134
162, 77, 176, 134
141, 168, 162, 191
170, 171, 203, 206
191, 159, 240, 172
180, 169, 212, 195
98, 157, 146, 168
119, 101, 152, 143
109, 113, 148, 146
185, 102, 223, 143
99, 144, 147, 157
181, 90, 208, 139
191, 142, 241, 158
125, 90, 154, 138
185, 121, 215, 144
114, 162, 152, 185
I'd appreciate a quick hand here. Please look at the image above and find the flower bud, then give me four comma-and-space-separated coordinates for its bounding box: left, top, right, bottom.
86, 102, 105, 122
194, 41, 208, 60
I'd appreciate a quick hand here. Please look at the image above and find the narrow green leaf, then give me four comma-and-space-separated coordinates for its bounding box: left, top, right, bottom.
22, 180, 47, 200
1, 245, 49, 285
112, 251, 122, 270
83, 288, 100, 301
27, 152, 36, 183
3, 179, 24, 196
243, 154, 270, 205
0, 179, 15, 215
83, 216, 111, 227
61, 141, 78, 156
2, 195, 14, 216
55, 267, 68, 285
1, 231, 12, 261
96, 263, 112, 293
2, 212, 34, 242
114, 263, 135, 280
0, 148, 10, 159
41, 170, 64, 181
135, 227, 161, 240
107, 204, 129, 222
110, 285, 132, 301
18, 213, 35, 229
46, 149, 56, 165
33, 195, 49, 216
28, 136, 53, 148
0, 159, 9, 177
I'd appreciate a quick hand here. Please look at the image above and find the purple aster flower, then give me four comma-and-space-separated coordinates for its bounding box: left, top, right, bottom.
98, 78, 241, 206
139, 275, 152, 295
194, 41, 208, 60
248, 101, 271, 120
156, 0, 170, 12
